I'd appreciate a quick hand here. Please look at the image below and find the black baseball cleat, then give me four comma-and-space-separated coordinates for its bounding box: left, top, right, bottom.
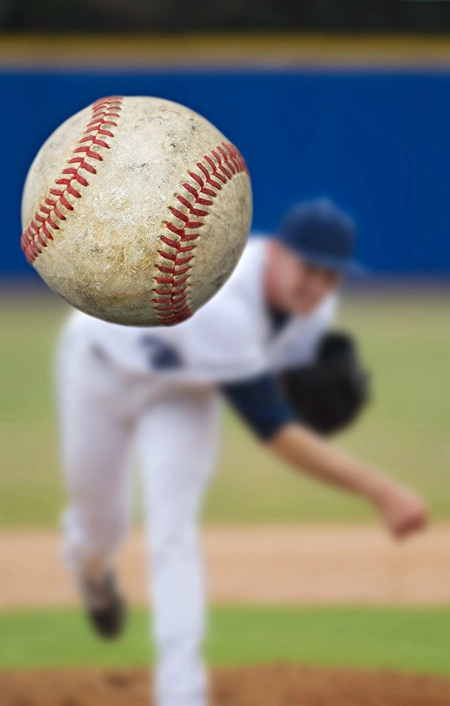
80, 572, 127, 640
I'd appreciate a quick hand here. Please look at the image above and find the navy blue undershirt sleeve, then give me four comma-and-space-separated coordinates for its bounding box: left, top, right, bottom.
221, 373, 297, 441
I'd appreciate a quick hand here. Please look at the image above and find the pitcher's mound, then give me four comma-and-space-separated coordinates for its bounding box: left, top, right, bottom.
1, 665, 450, 706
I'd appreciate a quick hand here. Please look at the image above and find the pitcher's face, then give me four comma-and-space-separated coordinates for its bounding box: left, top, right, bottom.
265, 241, 341, 316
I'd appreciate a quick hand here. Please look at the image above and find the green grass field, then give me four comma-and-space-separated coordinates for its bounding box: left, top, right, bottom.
1, 606, 450, 676
1, 290, 449, 527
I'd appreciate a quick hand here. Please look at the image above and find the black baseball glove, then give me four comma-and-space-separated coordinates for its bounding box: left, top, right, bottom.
279, 332, 371, 435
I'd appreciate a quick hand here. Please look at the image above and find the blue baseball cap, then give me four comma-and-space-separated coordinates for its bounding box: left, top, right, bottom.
276, 198, 364, 276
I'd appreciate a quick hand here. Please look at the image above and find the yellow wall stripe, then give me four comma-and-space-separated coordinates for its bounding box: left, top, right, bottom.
1, 34, 450, 69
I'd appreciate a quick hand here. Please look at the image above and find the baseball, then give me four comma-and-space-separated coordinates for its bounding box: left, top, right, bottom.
21, 96, 252, 326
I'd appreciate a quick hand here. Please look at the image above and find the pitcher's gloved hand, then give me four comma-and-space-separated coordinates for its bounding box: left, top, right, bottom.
280, 331, 370, 435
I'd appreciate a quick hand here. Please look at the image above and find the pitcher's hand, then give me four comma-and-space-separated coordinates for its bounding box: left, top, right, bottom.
376, 486, 428, 539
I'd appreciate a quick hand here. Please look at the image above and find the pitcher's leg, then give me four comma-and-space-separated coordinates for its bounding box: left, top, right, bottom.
57, 336, 135, 581
136, 388, 221, 706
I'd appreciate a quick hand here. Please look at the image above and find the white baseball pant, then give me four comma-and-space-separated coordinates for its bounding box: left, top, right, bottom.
57, 326, 221, 706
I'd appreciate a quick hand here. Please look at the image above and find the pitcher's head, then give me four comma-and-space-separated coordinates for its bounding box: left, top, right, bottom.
265, 198, 362, 316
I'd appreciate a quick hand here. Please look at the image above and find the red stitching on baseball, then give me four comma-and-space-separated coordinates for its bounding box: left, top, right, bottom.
21, 96, 123, 265
154, 141, 248, 326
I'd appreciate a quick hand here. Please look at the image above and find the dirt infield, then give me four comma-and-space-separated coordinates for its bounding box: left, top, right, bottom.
1, 526, 450, 608
1, 666, 450, 706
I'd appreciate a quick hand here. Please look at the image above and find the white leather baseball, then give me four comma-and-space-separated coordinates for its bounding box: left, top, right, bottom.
21, 96, 252, 326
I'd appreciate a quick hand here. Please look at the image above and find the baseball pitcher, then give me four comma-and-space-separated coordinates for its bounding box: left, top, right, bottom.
56, 198, 427, 706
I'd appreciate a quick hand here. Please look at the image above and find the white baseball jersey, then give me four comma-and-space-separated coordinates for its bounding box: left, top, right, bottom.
65, 236, 338, 384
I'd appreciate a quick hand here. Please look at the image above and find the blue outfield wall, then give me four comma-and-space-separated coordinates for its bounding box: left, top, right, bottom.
1, 70, 450, 277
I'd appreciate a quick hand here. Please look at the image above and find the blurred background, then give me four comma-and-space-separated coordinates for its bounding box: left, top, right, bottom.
3, 0, 450, 32
1, 1, 450, 703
